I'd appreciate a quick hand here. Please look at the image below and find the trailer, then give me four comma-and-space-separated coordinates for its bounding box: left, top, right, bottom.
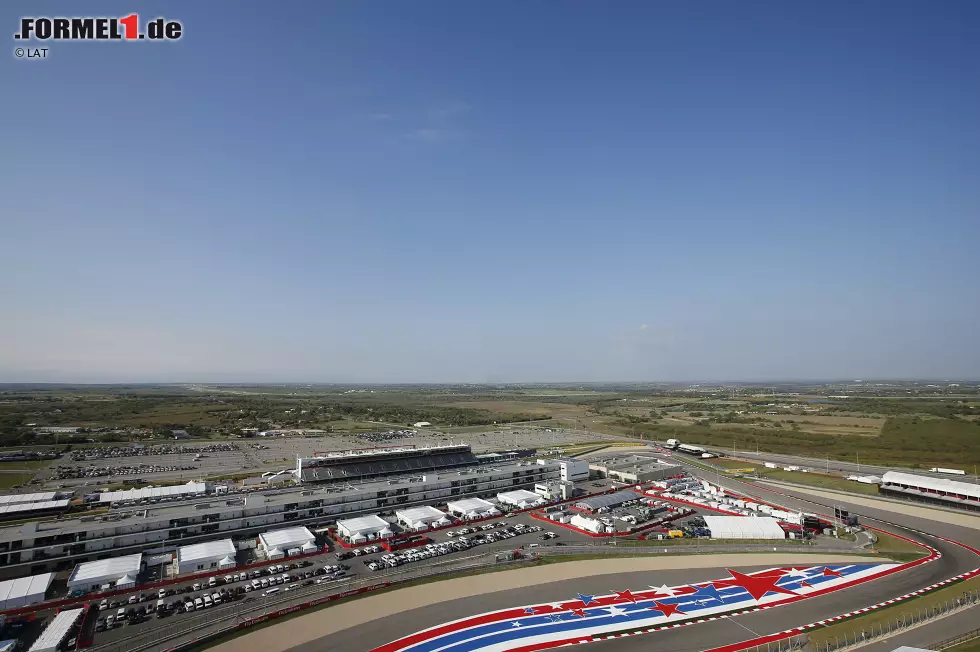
930, 468, 966, 475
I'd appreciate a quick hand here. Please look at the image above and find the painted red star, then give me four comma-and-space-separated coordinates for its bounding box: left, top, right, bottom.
714, 569, 797, 601
649, 600, 686, 618
614, 589, 639, 603
821, 567, 843, 577
570, 608, 587, 617
799, 581, 813, 588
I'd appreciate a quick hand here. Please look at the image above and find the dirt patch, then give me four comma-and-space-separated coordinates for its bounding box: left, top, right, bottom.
211, 553, 876, 652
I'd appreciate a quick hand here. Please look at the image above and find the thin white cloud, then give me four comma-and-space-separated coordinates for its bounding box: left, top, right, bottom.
371, 112, 393, 121
426, 101, 470, 120
404, 128, 461, 143
640, 324, 649, 330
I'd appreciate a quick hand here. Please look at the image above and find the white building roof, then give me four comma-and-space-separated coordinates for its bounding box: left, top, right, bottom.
0, 500, 69, 515
395, 505, 446, 524
28, 607, 83, 652
882, 471, 980, 500
99, 481, 207, 503
0, 492, 58, 505
259, 526, 316, 551
337, 514, 389, 536
176, 539, 236, 565
497, 489, 541, 503
446, 498, 495, 513
0, 572, 53, 609
703, 516, 785, 540
67, 553, 142, 587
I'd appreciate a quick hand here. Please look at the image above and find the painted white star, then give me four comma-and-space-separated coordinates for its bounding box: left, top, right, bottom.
604, 606, 628, 617
650, 584, 682, 596
781, 567, 811, 578
547, 601, 565, 610
511, 621, 522, 628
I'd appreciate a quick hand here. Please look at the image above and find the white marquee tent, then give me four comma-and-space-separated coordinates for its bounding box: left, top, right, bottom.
67, 554, 143, 593
175, 539, 237, 575
0, 572, 53, 609
703, 516, 785, 540
446, 498, 497, 518
395, 506, 448, 530
337, 514, 392, 540
28, 607, 83, 652
496, 489, 545, 508
258, 526, 317, 554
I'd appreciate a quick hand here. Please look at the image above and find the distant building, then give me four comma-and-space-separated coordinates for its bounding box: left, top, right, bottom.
171, 429, 189, 439
413, 421, 432, 428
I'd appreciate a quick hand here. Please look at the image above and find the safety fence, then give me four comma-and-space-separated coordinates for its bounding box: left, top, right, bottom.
736, 589, 980, 652
933, 624, 980, 650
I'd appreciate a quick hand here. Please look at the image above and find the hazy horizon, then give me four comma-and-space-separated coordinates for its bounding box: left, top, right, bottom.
2, 2, 978, 384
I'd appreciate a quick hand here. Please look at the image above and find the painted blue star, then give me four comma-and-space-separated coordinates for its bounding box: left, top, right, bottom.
576, 593, 598, 606
523, 607, 536, 615
548, 614, 563, 622
690, 583, 724, 604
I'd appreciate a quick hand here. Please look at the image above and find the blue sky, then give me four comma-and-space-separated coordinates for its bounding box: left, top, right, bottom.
1, 1, 978, 383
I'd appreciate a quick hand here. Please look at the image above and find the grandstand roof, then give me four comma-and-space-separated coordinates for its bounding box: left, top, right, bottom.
882, 471, 980, 500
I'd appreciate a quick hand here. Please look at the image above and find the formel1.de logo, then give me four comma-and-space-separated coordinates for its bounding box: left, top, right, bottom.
14, 14, 182, 41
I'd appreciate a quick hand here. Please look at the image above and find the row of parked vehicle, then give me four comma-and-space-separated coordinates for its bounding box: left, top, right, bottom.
367, 540, 469, 571
69, 443, 237, 461
59, 462, 198, 480
334, 544, 383, 560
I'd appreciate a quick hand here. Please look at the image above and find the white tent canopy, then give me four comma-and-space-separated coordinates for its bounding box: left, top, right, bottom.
395, 505, 447, 528
268, 547, 284, 560
0, 573, 53, 609
67, 554, 143, 593
496, 489, 543, 507
28, 607, 83, 652
99, 481, 207, 503
259, 526, 316, 552
337, 514, 390, 539
175, 539, 236, 574
703, 516, 785, 540
446, 498, 495, 517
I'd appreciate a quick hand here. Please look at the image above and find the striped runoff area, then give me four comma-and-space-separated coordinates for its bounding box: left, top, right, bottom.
369, 562, 901, 652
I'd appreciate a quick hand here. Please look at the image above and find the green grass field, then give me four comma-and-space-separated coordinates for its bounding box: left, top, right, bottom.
758, 470, 883, 495
0, 471, 36, 489
0, 459, 54, 470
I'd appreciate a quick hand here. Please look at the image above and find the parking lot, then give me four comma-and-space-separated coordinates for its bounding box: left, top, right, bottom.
78, 510, 597, 648
33, 426, 626, 492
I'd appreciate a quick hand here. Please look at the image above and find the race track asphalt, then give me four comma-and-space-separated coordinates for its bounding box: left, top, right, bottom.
281, 468, 980, 652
